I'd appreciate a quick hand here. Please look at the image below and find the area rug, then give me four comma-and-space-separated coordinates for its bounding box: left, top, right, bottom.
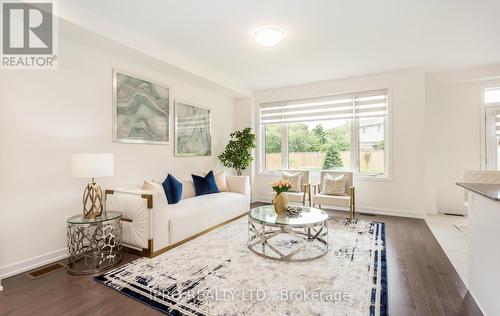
96, 217, 387, 316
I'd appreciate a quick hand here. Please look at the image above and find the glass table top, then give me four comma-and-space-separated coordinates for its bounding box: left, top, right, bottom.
249, 205, 328, 226
67, 211, 122, 224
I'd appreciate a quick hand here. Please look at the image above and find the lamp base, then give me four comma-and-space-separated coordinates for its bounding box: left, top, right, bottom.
82, 179, 103, 219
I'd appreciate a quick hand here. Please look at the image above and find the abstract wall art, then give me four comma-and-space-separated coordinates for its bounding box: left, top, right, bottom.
174, 101, 211, 156
113, 70, 170, 144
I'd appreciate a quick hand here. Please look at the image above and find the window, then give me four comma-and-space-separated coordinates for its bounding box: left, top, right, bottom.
287, 120, 351, 171
359, 117, 385, 174
483, 87, 500, 170
260, 90, 389, 177
265, 124, 283, 171
484, 87, 500, 104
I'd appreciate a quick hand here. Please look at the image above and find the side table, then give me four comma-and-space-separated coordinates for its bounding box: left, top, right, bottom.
66, 211, 123, 275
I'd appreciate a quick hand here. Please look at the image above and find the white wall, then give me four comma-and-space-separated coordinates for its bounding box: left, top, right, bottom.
252, 69, 428, 218
426, 67, 500, 214
0, 21, 237, 274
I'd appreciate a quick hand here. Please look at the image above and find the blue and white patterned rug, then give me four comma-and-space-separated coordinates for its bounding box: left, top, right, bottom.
96, 217, 387, 316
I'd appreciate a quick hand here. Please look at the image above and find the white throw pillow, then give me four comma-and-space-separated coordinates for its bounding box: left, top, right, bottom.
143, 180, 168, 205
143, 180, 164, 194
214, 172, 229, 192
181, 179, 196, 199
281, 171, 302, 192
320, 174, 346, 196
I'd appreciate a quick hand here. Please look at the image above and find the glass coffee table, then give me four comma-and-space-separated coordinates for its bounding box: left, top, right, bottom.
247, 205, 329, 262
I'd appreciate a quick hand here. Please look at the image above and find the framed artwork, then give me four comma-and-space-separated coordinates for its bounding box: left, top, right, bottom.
113, 70, 170, 144
174, 100, 211, 156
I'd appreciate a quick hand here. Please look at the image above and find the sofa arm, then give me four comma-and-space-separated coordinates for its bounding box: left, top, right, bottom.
105, 189, 153, 249
226, 175, 251, 210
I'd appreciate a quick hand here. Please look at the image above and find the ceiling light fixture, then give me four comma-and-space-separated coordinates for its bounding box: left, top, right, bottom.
254, 26, 286, 47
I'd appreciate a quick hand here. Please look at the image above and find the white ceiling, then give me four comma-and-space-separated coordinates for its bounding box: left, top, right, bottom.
69, 0, 500, 91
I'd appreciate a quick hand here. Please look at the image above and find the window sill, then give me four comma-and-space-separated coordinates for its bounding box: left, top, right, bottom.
356, 174, 392, 182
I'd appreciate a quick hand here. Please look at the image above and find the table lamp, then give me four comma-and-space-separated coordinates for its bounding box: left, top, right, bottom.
71, 153, 114, 219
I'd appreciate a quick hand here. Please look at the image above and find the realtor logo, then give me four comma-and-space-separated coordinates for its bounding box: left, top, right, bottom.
1, 0, 57, 69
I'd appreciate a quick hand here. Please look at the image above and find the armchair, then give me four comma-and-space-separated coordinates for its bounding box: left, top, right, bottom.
312, 171, 356, 221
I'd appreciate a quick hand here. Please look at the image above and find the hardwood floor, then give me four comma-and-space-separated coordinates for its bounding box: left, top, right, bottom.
0, 203, 482, 316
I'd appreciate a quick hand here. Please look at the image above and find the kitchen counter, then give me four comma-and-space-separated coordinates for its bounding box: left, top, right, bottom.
456, 182, 500, 201
457, 181, 500, 315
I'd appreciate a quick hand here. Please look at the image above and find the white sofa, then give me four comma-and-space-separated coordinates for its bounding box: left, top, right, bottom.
105, 175, 250, 257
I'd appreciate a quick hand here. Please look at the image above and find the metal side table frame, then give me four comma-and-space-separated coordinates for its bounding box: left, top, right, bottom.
66, 211, 123, 275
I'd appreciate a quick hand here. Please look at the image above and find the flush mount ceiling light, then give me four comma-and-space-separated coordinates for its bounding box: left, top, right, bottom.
254, 26, 286, 47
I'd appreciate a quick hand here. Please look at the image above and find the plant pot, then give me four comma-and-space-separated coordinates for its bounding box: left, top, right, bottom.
272, 192, 288, 215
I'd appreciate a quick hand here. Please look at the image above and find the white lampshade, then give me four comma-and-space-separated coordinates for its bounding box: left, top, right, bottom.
71, 153, 114, 178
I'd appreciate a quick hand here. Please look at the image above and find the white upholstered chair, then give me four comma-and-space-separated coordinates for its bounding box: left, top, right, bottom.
312, 171, 356, 220
273, 170, 311, 206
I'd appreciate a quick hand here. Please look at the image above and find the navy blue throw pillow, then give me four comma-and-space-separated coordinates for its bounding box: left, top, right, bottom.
192, 170, 220, 196
162, 174, 183, 204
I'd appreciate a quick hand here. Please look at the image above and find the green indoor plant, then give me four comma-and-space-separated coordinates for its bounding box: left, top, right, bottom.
218, 127, 257, 176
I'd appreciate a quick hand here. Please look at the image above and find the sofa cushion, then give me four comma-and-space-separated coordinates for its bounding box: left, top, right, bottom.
192, 170, 219, 196
313, 194, 350, 207
214, 172, 229, 192
143, 180, 164, 194
162, 174, 183, 204
169, 192, 246, 244
181, 179, 195, 199
272, 191, 305, 203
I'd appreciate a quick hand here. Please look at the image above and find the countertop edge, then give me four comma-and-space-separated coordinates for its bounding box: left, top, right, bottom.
456, 182, 500, 202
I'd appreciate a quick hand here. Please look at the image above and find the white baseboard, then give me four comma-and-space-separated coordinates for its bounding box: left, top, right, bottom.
252, 198, 427, 219
0, 248, 67, 281
353, 206, 427, 219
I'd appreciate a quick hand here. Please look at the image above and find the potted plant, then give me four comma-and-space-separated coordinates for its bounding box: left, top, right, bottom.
218, 127, 256, 176
271, 180, 292, 215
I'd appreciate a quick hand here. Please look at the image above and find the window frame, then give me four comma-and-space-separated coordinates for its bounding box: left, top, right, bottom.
258, 88, 392, 181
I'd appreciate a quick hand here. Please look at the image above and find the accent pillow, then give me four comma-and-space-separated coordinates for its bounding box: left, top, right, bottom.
161, 174, 183, 204
143, 180, 169, 205
143, 180, 163, 193
192, 170, 220, 196
214, 172, 229, 192
320, 174, 346, 196
281, 171, 302, 192
181, 179, 196, 199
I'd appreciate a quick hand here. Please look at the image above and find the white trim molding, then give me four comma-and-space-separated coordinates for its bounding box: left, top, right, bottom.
0, 248, 68, 282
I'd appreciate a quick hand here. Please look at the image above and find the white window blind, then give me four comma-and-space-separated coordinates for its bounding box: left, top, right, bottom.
260, 90, 388, 124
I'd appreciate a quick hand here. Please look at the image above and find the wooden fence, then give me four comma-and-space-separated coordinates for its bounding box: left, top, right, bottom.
265, 151, 384, 173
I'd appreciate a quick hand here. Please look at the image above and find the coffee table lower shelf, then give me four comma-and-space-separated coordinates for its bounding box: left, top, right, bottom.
247, 218, 329, 262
